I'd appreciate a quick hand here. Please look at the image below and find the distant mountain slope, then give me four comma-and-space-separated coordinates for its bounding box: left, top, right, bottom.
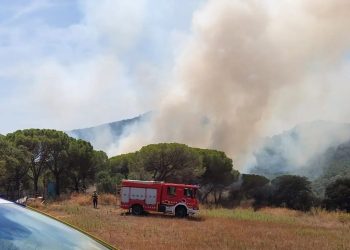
312, 140, 350, 196
67, 112, 151, 153
69, 116, 350, 196
69, 116, 140, 142
249, 121, 350, 181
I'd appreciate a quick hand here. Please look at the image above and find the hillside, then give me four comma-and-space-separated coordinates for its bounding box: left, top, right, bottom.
250, 121, 350, 179
69, 117, 350, 196
249, 121, 350, 196
67, 112, 150, 152
312, 141, 350, 196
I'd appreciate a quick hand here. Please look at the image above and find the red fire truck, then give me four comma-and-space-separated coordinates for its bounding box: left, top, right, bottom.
120, 180, 199, 217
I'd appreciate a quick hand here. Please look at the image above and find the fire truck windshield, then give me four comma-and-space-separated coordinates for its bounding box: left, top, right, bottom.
184, 188, 196, 198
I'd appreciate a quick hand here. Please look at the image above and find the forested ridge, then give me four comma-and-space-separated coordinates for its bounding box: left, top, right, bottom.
1, 128, 349, 212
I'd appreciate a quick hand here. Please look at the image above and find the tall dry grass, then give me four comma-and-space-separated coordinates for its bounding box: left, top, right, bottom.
27, 193, 118, 208
31, 197, 350, 250
70, 193, 118, 206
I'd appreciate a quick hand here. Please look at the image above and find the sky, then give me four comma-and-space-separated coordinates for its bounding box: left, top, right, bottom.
0, 0, 204, 134
1, 0, 350, 164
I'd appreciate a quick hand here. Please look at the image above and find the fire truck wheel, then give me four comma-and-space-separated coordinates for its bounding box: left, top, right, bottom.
131, 204, 143, 216
175, 206, 187, 218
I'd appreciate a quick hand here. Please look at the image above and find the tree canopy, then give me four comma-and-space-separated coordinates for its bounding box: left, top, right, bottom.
1, 128, 348, 213
0, 136, 30, 199
197, 149, 239, 204
1, 129, 107, 199
140, 143, 202, 183
324, 178, 350, 212
270, 175, 314, 211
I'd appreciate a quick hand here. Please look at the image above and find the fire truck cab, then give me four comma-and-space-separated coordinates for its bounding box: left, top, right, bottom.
120, 180, 199, 217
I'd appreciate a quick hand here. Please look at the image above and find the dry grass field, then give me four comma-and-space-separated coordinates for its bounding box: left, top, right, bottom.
29, 194, 350, 250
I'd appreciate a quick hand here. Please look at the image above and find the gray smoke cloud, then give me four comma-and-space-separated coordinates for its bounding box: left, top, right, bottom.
249, 121, 350, 178
115, 0, 350, 170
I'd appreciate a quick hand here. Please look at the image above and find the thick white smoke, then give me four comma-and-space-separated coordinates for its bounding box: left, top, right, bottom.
115, 0, 350, 170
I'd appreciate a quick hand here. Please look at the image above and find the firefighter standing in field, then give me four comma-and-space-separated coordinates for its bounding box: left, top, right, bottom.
92, 191, 98, 209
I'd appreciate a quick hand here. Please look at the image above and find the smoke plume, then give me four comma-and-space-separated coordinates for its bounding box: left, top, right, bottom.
117, 0, 350, 169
